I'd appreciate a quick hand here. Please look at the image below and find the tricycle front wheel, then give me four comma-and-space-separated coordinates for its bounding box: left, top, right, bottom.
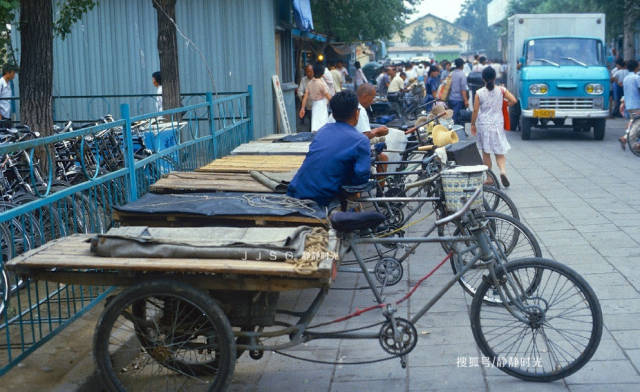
94, 280, 236, 392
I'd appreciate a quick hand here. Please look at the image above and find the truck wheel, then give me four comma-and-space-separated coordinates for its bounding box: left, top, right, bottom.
509, 101, 521, 131
592, 119, 606, 140
520, 116, 532, 140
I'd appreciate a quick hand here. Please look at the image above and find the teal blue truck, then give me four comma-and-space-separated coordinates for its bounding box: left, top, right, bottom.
506, 14, 609, 140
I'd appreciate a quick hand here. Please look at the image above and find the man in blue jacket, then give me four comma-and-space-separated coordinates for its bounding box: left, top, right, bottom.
287, 90, 371, 207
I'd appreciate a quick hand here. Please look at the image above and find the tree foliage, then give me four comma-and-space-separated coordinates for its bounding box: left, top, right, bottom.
409, 26, 428, 47
310, 0, 419, 42
508, 0, 628, 43
54, 0, 97, 39
456, 0, 498, 57
437, 22, 461, 46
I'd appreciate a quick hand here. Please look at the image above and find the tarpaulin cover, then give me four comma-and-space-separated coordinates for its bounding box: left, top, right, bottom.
249, 171, 296, 193
273, 132, 315, 143
114, 192, 326, 219
91, 226, 311, 260
293, 0, 314, 31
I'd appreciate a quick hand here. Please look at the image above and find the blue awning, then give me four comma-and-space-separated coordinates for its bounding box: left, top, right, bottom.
292, 0, 313, 31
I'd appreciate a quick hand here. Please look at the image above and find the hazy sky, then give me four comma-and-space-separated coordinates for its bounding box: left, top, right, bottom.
407, 0, 466, 23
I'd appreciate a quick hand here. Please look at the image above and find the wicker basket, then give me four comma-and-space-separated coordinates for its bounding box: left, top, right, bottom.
440, 165, 487, 212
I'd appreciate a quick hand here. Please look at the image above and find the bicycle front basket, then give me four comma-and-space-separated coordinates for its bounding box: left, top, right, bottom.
440, 165, 487, 212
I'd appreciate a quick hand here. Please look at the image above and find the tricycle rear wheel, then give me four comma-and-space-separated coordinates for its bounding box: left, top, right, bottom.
94, 280, 236, 392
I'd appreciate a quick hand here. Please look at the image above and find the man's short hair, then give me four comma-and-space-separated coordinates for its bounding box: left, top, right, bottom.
3, 65, 18, 75
454, 58, 465, 69
312, 62, 325, 78
615, 57, 625, 67
628, 59, 639, 72
330, 91, 359, 122
356, 83, 376, 98
152, 71, 162, 85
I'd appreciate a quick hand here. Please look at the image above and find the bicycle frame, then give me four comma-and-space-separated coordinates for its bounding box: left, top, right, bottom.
235, 189, 533, 352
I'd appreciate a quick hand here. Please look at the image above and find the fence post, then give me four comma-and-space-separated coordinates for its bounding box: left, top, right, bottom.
247, 85, 254, 142
206, 92, 218, 160
120, 103, 138, 202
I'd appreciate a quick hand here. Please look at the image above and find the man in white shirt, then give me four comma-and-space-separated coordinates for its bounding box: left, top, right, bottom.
0, 66, 17, 128
388, 71, 406, 94
297, 64, 314, 131
322, 65, 336, 96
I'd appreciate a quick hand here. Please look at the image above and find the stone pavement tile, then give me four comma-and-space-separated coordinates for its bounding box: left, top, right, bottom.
609, 330, 640, 350
573, 223, 619, 233
625, 349, 640, 372
519, 206, 562, 219
564, 360, 640, 384
589, 335, 627, 361
412, 326, 476, 346
408, 343, 480, 368
594, 247, 640, 258
568, 384, 640, 392
603, 313, 640, 331
331, 378, 407, 392
605, 214, 640, 228
581, 272, 640, 300
412, 310, 472, 328
523, 217, 574, 232
254, 368, 333, 392
599, 299, 640, 315
620, 226, 640, 238
581, 231, 639, 250
408, 364, 484, 391
486, 375, 569, 391
333, 349, 406, 382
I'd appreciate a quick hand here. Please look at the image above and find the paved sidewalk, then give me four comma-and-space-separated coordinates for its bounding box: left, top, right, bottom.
1, 118, 638, 392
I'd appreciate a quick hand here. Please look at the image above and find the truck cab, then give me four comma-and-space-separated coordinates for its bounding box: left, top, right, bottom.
518, 36, 609, 139
505, 14, 609, 140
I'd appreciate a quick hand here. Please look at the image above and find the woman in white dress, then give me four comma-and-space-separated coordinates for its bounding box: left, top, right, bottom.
299, 63, 333, 132
470, 66, 517, 187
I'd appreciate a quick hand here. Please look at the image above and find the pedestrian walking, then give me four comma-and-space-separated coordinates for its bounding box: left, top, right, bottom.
297, 64, 314, 132
299, 63, 332, 132
353, 61, 368, 89
152, 71, 162, 112
448, 58, 469, 125
470, 66, 517, 187
0, 66, 17, 128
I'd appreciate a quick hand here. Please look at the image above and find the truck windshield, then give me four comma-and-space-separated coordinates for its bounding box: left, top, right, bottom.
525, 38, 604, 66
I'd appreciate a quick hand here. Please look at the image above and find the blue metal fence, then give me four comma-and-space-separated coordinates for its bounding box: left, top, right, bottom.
0, 88, 253, 376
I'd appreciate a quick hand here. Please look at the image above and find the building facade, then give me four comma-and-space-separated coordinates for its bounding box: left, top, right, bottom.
11, 0, 298, 138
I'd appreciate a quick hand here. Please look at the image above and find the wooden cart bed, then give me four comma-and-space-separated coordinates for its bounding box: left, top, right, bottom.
196, 155, 304, 173
149, 172, 273, 193
6, 234, 338, 291
230, 141, 309, 156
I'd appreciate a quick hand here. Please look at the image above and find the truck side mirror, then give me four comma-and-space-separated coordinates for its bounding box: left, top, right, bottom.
519, 56, 526, 66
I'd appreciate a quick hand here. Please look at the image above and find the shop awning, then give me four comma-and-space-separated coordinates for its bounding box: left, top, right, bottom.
292, 0, 313, 31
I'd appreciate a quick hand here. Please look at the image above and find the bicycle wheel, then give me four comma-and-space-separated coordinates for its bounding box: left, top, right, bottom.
470, 258, 603, 381
482, 186, 519, 220
485, 169, 501, 190
94, 280, 236, 392
449, 212, 542, 304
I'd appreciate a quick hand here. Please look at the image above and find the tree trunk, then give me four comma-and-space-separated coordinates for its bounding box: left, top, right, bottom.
19, 0, 54, 137
623, 0, 638, 61
153, 0, 181, 111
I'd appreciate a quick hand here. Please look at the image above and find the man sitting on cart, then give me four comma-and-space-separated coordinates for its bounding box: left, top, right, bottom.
287, 90, 371, 207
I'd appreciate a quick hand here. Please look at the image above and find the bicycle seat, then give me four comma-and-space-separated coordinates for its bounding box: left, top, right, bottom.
330, 211, 386, 232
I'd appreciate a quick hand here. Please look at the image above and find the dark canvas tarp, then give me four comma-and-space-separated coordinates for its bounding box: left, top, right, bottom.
91, 226, 312, 260
114, 192, 326, 219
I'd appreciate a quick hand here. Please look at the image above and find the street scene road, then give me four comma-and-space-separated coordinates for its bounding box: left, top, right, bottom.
2, 119, 637, 392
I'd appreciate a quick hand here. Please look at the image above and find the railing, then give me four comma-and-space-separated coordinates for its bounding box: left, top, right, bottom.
0, 87, 253, 376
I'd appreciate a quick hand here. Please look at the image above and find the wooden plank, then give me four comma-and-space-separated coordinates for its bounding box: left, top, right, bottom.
230, 142, 309, 156
7, 234, 334, 279
196, 155, 304, 173
113, 210, 327, 227
14, 270, 331, 291
150, 172, 273, 193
